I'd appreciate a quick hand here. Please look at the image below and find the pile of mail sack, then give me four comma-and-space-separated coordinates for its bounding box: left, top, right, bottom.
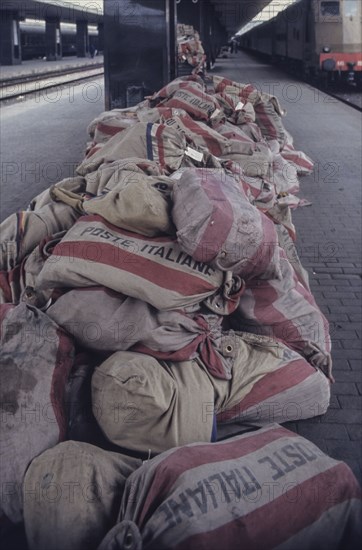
1, 67, 360, 549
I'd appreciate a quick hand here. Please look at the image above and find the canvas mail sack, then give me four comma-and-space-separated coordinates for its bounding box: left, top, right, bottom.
77, 122, 187, 176
51, 170, 175, 237
98, 424, 362, 550
0, 303, 74, 524
235, 249, 333, 381
23, 441, 142, 550
36, 214, 224, 311
171, 168, 281, 280
91, 334, 330, 455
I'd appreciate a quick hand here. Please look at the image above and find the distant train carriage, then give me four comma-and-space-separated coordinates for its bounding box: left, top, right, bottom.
20, 20, 99, 60
240, 0, 362, 85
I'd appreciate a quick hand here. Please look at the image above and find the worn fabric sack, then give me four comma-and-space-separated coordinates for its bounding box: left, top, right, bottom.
99, 424, 361, 550
150, 76, 205, 102
234, 249, 333, 380
281, 143, 314, 175
0, 201, 80, 272
172, 168, 281, 280
91, 352, 216, 455
36, 214, 224, 311
160, 84, 222, 123
0, 233, 64, 305
77, 122, 187, 176
23, 441, 142, 550
52, 171, 175, 237
84, 158, 162, 196
25, 176, 86, 211
0, 303, 74, 523
46, 287, 235, 379
223, 160, 276, 210
212, 332, 330, 425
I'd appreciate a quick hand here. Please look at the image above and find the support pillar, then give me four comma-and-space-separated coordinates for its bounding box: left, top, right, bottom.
45, 17, 62, 61
97, 22, 104, 53
0, 10, 21, 65
76, 20, 89, 58
104, 0, 174, 110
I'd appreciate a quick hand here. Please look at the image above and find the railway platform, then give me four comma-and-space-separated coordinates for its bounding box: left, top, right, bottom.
0, 54, 103, 82
0, 49, 361, 485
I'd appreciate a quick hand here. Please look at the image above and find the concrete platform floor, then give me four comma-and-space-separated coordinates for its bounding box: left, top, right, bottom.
213, 50, 361, 483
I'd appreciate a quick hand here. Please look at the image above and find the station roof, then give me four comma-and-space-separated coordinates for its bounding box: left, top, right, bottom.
0, 0, 103, 24
210, 0, 273, 35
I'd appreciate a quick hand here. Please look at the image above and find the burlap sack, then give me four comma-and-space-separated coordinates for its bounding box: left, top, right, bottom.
23, 441, 142, 550
212, 332, 331, 425
160, 84, 222, 123
151, 76, 205, 102
77, 122, 187, 176
52, 171, 175, 237
84, 158, 162, 196
26, 176, 86, 211
0, 233, 64, 305
171, 168, 281, 280
99, 424, 361, 550
0, 303, 74, 523
0, 201, 80, 272
87, 105, 140, 137
36, 214, 224, 311
234, 249, 333, 380
281, 143, 314, 175
91, 352, 216, 454
92, 333, 330, 455
164, 115, 256, 157
224, 160, 276, 210
46, 287, 235, 379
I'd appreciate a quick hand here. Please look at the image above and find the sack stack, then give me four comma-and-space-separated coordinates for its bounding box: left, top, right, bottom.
1, 59, 360, 549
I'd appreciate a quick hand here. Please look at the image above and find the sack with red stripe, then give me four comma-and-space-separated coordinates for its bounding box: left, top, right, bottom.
0, 303, 74, 524
213, 332, 330, 425
223, 160, 277, 210
160, 83, 223, 123
23, 441, 142, 550
151, 75, 205, 102
46, 287, 236, 378
77, 122, 187, 176
36, 214, 224, 311
234, 249, 333, 380
98, 424, 361, 550
281, 144, 314, 175
172, 168, 281, 280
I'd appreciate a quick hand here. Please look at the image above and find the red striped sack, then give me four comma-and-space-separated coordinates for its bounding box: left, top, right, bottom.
46, 286, 235, 379
160, 84, 222, 122
77, 122, 187, 176
223, 160, 277, 210
213, 332, 330, 425
0, 303, 74, 524
172, 168, 281, 280
281, 144, 314, 175
99, 424, 361, 550
234, 249, 333, 379
151, 76, 205, 102
36, 215, 224, 311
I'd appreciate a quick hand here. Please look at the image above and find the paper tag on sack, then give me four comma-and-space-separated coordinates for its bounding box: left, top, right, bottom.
185, 147, 203, 162
235, 101, 244, 111
210, 108, 221, 119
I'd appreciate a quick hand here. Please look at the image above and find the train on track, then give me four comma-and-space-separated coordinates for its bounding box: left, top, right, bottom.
19, 20, 99, 60
239, 0, 362, 86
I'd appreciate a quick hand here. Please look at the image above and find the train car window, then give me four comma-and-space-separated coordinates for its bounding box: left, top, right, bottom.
321, 1, 340, 16
344, 0, 358, 16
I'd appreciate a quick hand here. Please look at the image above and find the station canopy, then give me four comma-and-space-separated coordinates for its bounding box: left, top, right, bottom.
209, 0, 274, 35
1, 0, 103, 24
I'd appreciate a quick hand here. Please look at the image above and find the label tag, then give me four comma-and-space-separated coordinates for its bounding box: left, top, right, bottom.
210, 108, 221, 119
185, 147, 204, 162
235, 101, 244, 111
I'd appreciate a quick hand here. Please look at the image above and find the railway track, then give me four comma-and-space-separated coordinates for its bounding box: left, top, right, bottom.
0, 65, 104, 103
